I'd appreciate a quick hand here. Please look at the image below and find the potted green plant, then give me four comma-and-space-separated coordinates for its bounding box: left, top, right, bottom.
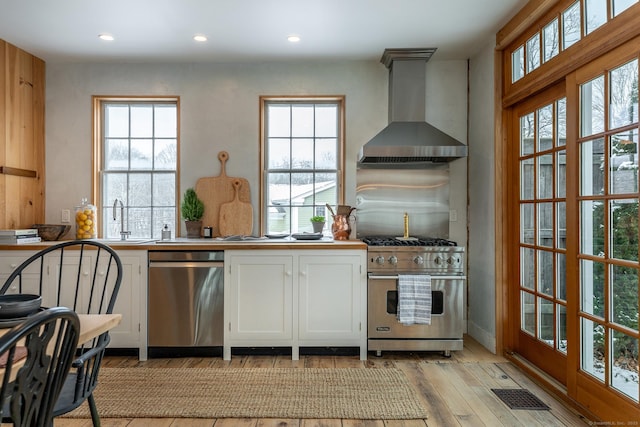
181, 188, 205, 238
310, 215, 325, 233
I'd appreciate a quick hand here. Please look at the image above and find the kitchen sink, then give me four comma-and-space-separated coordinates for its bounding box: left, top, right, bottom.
94, 239, 158, 245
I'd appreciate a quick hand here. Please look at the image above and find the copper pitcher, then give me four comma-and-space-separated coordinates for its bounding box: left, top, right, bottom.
331, 214, 351, 240
327, 204, 356, 240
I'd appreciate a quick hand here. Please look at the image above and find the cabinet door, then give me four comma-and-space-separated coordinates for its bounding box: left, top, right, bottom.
227, 253, 294, 343
106, 252, 143, 348
46, 250, 143, 350
298, 254, 362, 343
0, 251, 42, 296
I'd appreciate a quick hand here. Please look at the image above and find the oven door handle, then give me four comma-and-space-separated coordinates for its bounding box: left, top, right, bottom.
368, 274, 466, 280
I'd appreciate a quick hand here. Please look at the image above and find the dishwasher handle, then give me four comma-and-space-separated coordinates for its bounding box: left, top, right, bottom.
149, 261, 224, 268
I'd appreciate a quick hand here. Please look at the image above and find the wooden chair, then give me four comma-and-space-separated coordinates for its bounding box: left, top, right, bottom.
0, 240, 123, 427
0, 306, 80, 426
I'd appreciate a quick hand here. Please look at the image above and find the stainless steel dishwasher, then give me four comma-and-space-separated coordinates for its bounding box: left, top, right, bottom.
148, 251, 224, 352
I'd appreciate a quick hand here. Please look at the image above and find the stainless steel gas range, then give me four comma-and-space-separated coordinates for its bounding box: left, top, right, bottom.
363, 236, 466, 357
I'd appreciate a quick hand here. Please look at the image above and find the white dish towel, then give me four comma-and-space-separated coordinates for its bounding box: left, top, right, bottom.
397, 274, 432, 325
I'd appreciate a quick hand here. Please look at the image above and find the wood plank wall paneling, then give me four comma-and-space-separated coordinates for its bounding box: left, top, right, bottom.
0, 41, 6, 228
0, 39, 45, 229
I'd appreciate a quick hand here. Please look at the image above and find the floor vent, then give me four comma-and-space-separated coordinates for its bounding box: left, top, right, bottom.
491, 388, 551, 410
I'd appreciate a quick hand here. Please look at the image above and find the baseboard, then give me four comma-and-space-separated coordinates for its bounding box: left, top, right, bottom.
467, 321, 496, 354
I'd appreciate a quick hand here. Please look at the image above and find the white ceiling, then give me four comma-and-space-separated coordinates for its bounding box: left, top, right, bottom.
0, 0, 527, 63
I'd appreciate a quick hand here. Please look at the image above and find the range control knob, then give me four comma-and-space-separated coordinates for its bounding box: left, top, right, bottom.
375, 256, 385, 265
388, 255, 398, 265
413, 255, 424, 265
434, 256, 443, 265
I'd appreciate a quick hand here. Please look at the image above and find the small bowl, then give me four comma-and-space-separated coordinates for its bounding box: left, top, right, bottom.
0, 294, 42, 319
32, 224, 71, 241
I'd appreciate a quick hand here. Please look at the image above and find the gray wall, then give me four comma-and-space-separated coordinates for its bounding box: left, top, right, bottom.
467, 40, 497, 352
45, 59, 468, 248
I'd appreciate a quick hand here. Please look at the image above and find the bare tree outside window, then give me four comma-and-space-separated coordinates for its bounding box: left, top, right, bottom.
543, 18, 560, 63
527, 34, 541, 73
584, 0, 607, 35
562, 2, 582, 49
97, 99, 178, 239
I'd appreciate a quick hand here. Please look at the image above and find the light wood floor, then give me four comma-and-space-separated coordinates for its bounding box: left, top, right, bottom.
54, 337, 592, 427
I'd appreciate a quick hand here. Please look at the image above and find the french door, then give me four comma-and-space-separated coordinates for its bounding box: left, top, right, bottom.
512, 83, 568, 385
570, 48, 639, 412
510, 41, 640, 418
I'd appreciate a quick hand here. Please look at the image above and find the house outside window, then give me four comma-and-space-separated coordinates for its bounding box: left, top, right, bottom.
260, 96, 344, 235
93, 97, 179, 239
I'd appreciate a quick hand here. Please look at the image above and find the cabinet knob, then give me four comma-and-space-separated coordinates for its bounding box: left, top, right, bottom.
286, 271, 292, 276
10, 264, 17, 269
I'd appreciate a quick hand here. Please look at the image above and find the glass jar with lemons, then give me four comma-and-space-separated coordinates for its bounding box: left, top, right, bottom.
75, 197, 97, 239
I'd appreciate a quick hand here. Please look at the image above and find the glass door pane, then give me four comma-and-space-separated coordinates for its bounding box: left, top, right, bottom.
578, 59, 640, 403
518, 97, 568, 367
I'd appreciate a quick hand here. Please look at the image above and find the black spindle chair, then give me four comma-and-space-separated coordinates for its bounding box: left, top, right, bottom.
0, 240, 123, 427
0, 306, 80, 426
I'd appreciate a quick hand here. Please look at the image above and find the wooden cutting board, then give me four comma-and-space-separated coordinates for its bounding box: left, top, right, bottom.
195, 151, 250, 237
219, 179, 253, 236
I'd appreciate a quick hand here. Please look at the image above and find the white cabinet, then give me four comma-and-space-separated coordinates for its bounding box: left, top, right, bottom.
0, 248, 147, 360
0, 251, 41, 296
106, 251, 147, 359
224, 253, 294, 359
298, 253, 365, 354
46, 249, 147, 358
224, 249, 366, 360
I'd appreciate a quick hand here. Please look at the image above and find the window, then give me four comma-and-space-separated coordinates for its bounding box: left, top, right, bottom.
562, 1, 582, 50
613, 0, 638, 16
527, 34, 541, 73
584, 0, 607, 35
93, 97, 179, 239
260, 96, 344, 235
543, 18, 560, 63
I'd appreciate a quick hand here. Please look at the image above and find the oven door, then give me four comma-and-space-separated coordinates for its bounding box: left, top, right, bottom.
367, 274, 464, 339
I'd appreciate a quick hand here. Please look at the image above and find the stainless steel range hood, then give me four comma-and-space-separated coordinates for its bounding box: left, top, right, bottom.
358, 48, 468, 166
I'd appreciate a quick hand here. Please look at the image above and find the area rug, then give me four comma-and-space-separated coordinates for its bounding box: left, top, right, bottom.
66, 367, 428, 419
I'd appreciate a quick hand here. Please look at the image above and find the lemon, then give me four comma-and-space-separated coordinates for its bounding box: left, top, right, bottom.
85, 219, 93, 226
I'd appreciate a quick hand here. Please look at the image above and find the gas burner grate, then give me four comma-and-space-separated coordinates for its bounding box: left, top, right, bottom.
362, 236, 457, 247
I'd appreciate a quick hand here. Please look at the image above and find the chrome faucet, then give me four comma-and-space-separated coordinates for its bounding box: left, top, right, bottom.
113, 199, 131, 240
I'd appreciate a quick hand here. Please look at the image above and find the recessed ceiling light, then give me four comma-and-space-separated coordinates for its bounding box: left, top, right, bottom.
193, 34, 208, 42
98, 34, 114, 41
287, 35, 301, 43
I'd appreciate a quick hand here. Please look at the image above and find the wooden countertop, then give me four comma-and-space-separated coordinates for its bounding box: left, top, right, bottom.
0, 238, 366, 251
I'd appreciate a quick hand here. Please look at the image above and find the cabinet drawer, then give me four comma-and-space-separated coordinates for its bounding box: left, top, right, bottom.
0, 256, 40, 275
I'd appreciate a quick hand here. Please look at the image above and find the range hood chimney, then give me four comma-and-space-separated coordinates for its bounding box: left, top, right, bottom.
358, 48, 468, 166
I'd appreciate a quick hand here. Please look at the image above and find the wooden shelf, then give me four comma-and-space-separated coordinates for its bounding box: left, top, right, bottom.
0, 166, 37, 178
